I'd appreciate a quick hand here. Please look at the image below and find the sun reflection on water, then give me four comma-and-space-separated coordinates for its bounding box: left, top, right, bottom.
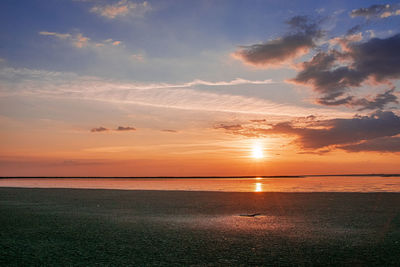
255, 182, 262, 192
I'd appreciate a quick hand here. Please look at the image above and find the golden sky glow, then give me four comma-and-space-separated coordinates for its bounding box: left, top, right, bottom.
0, 1, 400, 176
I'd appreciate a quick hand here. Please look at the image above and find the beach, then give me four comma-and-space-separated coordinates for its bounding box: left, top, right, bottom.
1, 188, 400, 266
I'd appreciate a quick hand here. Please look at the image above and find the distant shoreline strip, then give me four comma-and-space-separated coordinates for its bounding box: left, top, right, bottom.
1, 174, 399, 179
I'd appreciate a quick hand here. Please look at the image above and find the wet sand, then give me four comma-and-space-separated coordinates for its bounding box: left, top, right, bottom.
1, 188, 400, 266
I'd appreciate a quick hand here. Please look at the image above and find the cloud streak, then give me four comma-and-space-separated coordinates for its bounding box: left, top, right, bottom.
90, 126, 136, 132
350, 4, 400, 19
90, 0, 150, 19
0, 67, 352, 118
116, 126, 136, 131
340, 136, 400, 152
39, 31, 121, 49
0, 68, 350, 117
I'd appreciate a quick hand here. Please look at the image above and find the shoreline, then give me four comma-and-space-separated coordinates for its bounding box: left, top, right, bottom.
1, 173, 400, 179
2, 186, 400, 193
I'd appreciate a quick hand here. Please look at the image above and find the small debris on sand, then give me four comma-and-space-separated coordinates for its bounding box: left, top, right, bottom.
239, 213, 261, 217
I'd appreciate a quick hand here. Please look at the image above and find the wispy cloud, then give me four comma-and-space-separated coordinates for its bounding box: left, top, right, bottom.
350, 4, 400, 19
131, 53, 144, 61
90, 126, 136, 132
90, 0, 150, 19
0, 67, 351, 118
214, 124, 244, 131
39, 31, 71, 39
39, 31, 121, 49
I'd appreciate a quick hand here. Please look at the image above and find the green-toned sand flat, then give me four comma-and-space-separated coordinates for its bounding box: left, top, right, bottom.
1, 188, 400, 266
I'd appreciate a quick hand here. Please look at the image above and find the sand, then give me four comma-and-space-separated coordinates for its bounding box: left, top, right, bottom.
1, 188, 400, 266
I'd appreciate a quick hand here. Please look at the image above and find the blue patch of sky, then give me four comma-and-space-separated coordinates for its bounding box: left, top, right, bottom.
0, 0, 398, 82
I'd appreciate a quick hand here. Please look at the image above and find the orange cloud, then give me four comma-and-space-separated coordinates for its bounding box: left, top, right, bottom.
90, 0, 150, 19
39, 31, 123, 49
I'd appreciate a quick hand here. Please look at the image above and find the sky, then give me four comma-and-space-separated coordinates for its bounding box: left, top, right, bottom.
1, 0, 400, 176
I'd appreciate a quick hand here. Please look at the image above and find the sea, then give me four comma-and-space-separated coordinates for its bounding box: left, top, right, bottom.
0, 176, 400, 192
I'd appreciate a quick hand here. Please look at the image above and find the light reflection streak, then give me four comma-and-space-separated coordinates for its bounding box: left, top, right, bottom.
255, 182, 262, 192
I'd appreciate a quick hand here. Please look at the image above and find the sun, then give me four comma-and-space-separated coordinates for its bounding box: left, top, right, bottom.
251, 142, 264, 159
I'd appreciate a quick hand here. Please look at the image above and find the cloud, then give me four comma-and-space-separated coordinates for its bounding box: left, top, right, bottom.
116, 126, 136, 131
290, 33, 400, 107
39, 31, 90, 48
249, 119, 266, 123
216, 111, 400, 152
340, 136, 400, 152
74, 33, 90, 48
90, 0, 150, 19
91, 126, 136, 132
0, 67, 352, 118
350, 4, 400, 19
161, 129, 177, 133
270, 111, 400, 149
39, 31, 71, 39
91, 126, 109, 132
103, 38, 122, 46
214, 124, 244, 131
39, 31, 121, 49
351, 88, 398, 111
131, 53, 144, 61
233, 16, 322, 67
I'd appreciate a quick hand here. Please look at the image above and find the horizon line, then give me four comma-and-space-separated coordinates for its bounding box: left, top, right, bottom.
1, 174, 400, 179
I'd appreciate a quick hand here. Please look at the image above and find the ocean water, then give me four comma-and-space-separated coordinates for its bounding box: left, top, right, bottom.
0, 176, 400, 192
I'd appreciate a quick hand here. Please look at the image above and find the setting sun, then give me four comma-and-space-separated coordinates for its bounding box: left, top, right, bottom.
251, 142, 264, 159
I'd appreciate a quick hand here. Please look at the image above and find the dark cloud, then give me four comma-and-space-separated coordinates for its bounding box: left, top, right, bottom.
340, 136, 400, 152
161, 129, 177, 133
351, 34, 400, 81
291, 33, 400, 107
233, 16, 322, 67
249, 119, 266, 123
214, 124, 243, 131
116, 126, 136, 131
268, 111, 400, 149
216, 111, 400, 152
90, 126, 109, 132
351, 88, 398, 110
346, 25, 362, 35
297, 149, 331, 155
350, 4, 398, 19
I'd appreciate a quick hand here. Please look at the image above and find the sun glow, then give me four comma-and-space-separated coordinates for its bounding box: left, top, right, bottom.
251, 142, 264, 159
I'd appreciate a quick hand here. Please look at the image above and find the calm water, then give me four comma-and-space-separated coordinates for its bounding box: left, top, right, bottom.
0, 176, 400, 192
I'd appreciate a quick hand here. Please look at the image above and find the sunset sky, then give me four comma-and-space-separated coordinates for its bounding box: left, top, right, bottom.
1, 0, 400, 176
